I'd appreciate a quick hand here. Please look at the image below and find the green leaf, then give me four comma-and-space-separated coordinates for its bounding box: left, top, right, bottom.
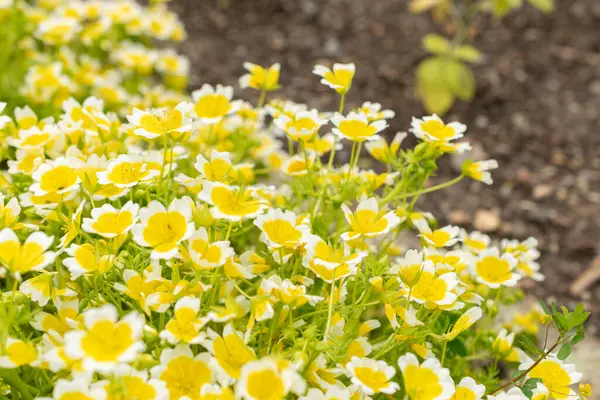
572, 328, 585, 345
444, 60, 476, 101
522, 378, 543, 398
527, 0, 554, 12
540, 300, 551, 315
409, 0, 443, 13
492, 0, 523, 17
416, 56, 456, 115
422, 34, 451, 55
454, 45, 483, 63
557, 343, 572, 360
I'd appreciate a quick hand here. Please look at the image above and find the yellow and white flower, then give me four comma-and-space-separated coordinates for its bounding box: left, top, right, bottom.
0, 337, 38, 368
127, 102, 193, 140
460, 230, 491, 254
487, 388, 528, 400
472, 247, 520, 288
192, 84, 242, 124
303, 234, 367, 283
345, 356, 399, 395
0, 193, 22, 229
450, 377, 485, 400
63, 242, 116, 280
443, 306, 482, 340
385, 304, 423, 329
462, 159, 499, 185
159, 296, 207, 344
400, 261, 459, 308
187, 227, 234, 270
198, 181, 267, 221
492, 329, 520, 362
202, 324, 257, 381
410, 114, 466, 143
19, 271, 56, 306
331, 112, 387, 142
30, 157, 80, 196
398, 353, 455, 400
97, 154, 158, 188
358, 101, 395, 121
63, 304, 145, 373
239, 62, 281, 92
273, 110, 328, 141
82, 201, 139, 238
43, 378, 106, 400
132, 197, 194, 259
341, 197, 401, 241
282, 154, 316, 176
313, 63, 355, 94
0, 229, 56, 277
365, 132, 405, 163
254, 208, 311, 249
519, 354, 582, 400
94, 365, 168, 400
194, 149, 239, 183
31, 298, 80, 337
420, 225, 461, 248
151, 344, 214, 400
236, 359, 295, 400
36, 16, 81, 45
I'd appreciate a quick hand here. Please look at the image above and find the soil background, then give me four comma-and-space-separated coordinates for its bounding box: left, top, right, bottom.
169, 0, 600, 331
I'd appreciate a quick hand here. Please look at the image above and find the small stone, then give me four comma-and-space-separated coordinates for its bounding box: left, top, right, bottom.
448, 210, 471, 225
473, 209, 501, 232
533, 184, 553, 199
516, 168, 533, 185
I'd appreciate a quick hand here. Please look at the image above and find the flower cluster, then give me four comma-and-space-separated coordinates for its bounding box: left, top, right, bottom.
0, 57, 591, 400
0, 0, 188, 117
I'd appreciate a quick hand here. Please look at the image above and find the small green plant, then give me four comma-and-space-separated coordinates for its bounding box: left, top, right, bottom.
411, 0, 555, 114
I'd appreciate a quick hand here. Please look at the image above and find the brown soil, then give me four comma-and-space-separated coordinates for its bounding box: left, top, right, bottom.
169, 0, 600, 330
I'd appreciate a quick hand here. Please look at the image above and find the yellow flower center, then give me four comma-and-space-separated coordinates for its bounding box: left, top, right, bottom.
80, 320, 134, 362
210, 187, 262, 217
214, 334, 256, 379
476, 256, 512, 284
160, 356, 212, 400
40, 166, 78, 193
0, 240, 46, 273
353, 367, 390, 393
420, 120, 456, 141
246, 369, 285, 400
92, 211, 133, 236
350, 209, 388, 235
403, 365, 443, 400
143, 212, 188, 252
107, 162, 150, 185
194, 94, 232, 119
338, 120, 377, 141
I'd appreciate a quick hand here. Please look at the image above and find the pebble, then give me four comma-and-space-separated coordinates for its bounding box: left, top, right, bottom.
533, 184, 553, 199
473, 209, 501, 232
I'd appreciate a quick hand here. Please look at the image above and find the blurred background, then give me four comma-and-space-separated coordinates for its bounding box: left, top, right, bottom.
168, 0, 600, 333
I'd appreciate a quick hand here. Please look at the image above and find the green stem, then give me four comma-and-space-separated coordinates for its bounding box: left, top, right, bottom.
379, 174, 464, 206
322, 282, 336, 343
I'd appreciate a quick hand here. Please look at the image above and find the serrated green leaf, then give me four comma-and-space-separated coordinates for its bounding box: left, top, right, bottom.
527, 0, 553, 12
422, 34, 451, 55
557, 343, 572, 360
454, 45, 483, 63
